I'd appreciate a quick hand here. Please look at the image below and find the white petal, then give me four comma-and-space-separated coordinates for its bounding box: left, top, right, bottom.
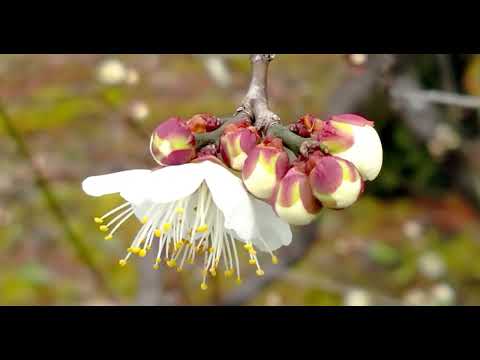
143, 163, 206, 203
202, 161, 257, 242
82, 169, 151, 197
251, 198, 292, 252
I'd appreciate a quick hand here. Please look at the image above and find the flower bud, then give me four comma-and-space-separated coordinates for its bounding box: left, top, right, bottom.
289, 114, 323, 137
220, 119, 259, 171
242, 137, 290, 199
274, 166, 322, 226
312, 114, 382, 181
186, 113, 221, 133
191, 144, 224, 166
150, 117, 196, 166
309, 155, 362, 209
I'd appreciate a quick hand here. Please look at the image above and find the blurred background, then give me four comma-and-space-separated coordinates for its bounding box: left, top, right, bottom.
1, 54, 480, 306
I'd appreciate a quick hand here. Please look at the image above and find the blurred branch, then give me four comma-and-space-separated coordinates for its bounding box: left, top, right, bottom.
0, 102, 117, 301
325, 54, 395, 115
386, 56, 480, 211
222, 224, 318, 305
392, 89, 480, 109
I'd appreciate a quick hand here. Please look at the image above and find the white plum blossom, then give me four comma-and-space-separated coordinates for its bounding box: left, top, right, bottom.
82, 160, 291, 289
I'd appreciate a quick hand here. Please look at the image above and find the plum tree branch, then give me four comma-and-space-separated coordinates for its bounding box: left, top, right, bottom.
194, 54, 312, 156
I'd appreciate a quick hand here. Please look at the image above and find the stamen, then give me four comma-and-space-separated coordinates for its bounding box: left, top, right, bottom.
97, 202, 131, 221
105, 209, 135, 238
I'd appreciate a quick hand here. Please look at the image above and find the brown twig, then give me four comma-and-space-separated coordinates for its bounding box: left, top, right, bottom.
194, 54, 306, 154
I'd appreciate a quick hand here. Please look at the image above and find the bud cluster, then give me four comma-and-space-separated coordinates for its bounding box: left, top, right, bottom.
150, 112, 382, 227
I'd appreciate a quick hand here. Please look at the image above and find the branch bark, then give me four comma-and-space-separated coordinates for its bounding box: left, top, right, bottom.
194, 54, 306, 154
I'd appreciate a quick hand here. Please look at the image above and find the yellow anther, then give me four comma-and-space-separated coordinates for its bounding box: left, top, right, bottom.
131, 247, 141, 255
119, 259, 127, 267
147, 245, 152, 251
200, 283, 208, 291
94, 217, 104, 224
248, 249, 257, 256
256, 269, 265, 277
166, 259, 177, 268
224, 270, 233, 278
153, 264, 160, 270
272, 255, 279, 265
210, 268, 217, 277
139, 249, 147, 257
163, 223, 172, 232
104, 234, 113, 241
154, 229, 162, 237
175, 207, 185, 214
176, 267, 183, 273
208, 247, 214, 254
244, 243, 253, 251
141, 216, 149, 224
249, 259, 257, 265
99, 225, 109, 232
236, 277, 242, 285
196, 225, 209, 233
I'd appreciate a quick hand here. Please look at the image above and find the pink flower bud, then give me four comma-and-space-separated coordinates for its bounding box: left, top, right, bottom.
220, 119, 259, 171
150, 117, 196, 166
186, 113, 221, 133
312, 114, 382, 181
242, 137, 290, 200
274, 166, 322, 226
309, 155, 363, 209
